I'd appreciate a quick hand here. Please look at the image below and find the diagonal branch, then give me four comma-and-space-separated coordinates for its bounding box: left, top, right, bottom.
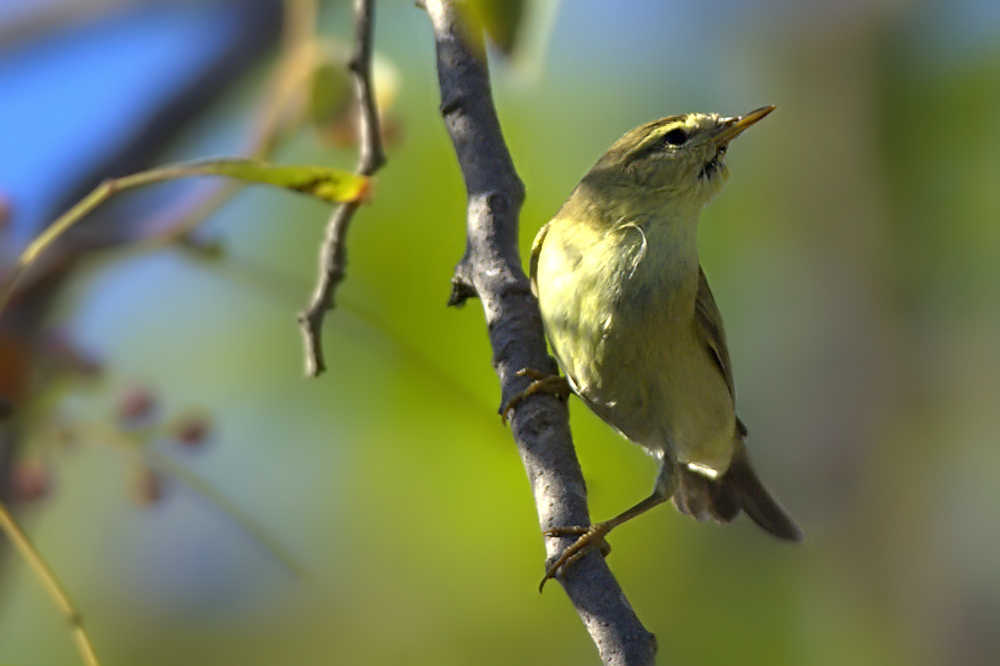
0, 498, 101, 665
298, 0, 386, 377
423, 2, 657, 664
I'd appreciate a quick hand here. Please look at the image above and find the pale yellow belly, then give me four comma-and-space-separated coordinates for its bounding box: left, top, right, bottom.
535, 221, 737, 476
562, 315, 738, 476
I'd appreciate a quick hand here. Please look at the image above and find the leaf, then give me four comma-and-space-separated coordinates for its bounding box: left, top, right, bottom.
308, 58, 352, 126
465, 0, 525, 55
178, 159, 369, 204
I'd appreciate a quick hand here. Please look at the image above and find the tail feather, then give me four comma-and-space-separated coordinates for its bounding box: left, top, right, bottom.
706, 474, 740, 522
723, 448, 802, 541
673, 448, 802, 542
672, 468, 712, 521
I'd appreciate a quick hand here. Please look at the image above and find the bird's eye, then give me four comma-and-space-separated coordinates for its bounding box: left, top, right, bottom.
661, 128, 688, 147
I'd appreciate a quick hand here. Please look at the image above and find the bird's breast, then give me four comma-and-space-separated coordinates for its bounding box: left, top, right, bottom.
535, 215, 736, 470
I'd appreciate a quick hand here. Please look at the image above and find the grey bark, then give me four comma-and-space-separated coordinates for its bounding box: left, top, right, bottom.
298, 0, 386, 377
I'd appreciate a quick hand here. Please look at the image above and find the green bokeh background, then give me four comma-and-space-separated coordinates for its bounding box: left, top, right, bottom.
2, 0, 1000, 664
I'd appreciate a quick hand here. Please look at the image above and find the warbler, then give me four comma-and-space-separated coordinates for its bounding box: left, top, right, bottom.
525, 106, 802, 585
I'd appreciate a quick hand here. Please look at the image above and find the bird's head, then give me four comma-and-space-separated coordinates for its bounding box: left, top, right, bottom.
579, 106, 775, 215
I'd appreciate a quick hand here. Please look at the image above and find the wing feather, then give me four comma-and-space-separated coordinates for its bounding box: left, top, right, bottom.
528, 221, 550, 297
694, 266, 749, 437
694, 266, 735, 397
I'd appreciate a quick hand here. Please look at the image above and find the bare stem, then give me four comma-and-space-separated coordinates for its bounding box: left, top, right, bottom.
298, 0, 386, 377
423, 2, 656, 663
0, 499, 101, 666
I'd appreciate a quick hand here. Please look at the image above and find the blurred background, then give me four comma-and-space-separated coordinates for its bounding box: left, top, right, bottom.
1, 0, 999, 664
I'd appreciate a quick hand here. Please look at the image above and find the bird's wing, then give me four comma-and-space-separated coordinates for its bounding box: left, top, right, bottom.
528, 221, 551, 297
695, 266, 749, 437
694, 265, 735, 399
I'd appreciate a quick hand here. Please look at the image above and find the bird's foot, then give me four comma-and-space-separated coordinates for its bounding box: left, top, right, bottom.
501, 369, 570, 425
538, 523, 613, 592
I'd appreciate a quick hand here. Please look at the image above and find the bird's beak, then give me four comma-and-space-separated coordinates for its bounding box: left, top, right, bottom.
714, 105, 775, 145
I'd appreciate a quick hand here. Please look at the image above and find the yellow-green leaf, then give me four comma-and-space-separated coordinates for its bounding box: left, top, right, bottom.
308, 59, 352, 126
467, 0, 525, 55
178, 159, 369, 204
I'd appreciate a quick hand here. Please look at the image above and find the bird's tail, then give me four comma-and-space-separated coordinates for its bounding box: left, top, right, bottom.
672, 446, 802, 542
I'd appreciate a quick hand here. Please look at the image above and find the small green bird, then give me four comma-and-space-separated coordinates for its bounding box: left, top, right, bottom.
526, 106, 802, 586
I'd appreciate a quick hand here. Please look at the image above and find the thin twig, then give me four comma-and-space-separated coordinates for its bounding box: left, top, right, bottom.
0, 160, 366, 317
423, 2, 657, 664
0, 499, 101, 666
298, 0, 386, 377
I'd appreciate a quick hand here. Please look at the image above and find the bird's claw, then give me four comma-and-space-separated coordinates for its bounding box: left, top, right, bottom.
501, 369, 571, 425
538, 523, 612, 592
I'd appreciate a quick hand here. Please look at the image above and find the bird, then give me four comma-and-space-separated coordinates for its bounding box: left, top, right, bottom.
520, 106, 802, 588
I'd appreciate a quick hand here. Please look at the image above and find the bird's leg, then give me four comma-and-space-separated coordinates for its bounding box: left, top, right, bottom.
501, 368, 571, 425
539, 459, 678, 591
539, 493, 666, 592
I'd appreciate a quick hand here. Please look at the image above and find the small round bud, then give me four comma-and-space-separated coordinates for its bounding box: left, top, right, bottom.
117, 385, 158, 427
13, 458, 51, 502
130, 465, 166, 506
171, 412, 212, 449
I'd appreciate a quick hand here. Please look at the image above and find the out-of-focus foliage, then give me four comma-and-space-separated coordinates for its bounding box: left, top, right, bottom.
1, 158, 368, 312
305, 39, 401, 148
1, 0, 999, 665
465, 0, 525, 54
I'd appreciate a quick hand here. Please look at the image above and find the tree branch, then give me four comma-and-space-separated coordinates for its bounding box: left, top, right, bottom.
298, 0, 386, 377
423, 2, 657, 663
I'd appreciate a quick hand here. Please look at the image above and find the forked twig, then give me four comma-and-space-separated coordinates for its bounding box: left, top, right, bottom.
297, 0, 386, 377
